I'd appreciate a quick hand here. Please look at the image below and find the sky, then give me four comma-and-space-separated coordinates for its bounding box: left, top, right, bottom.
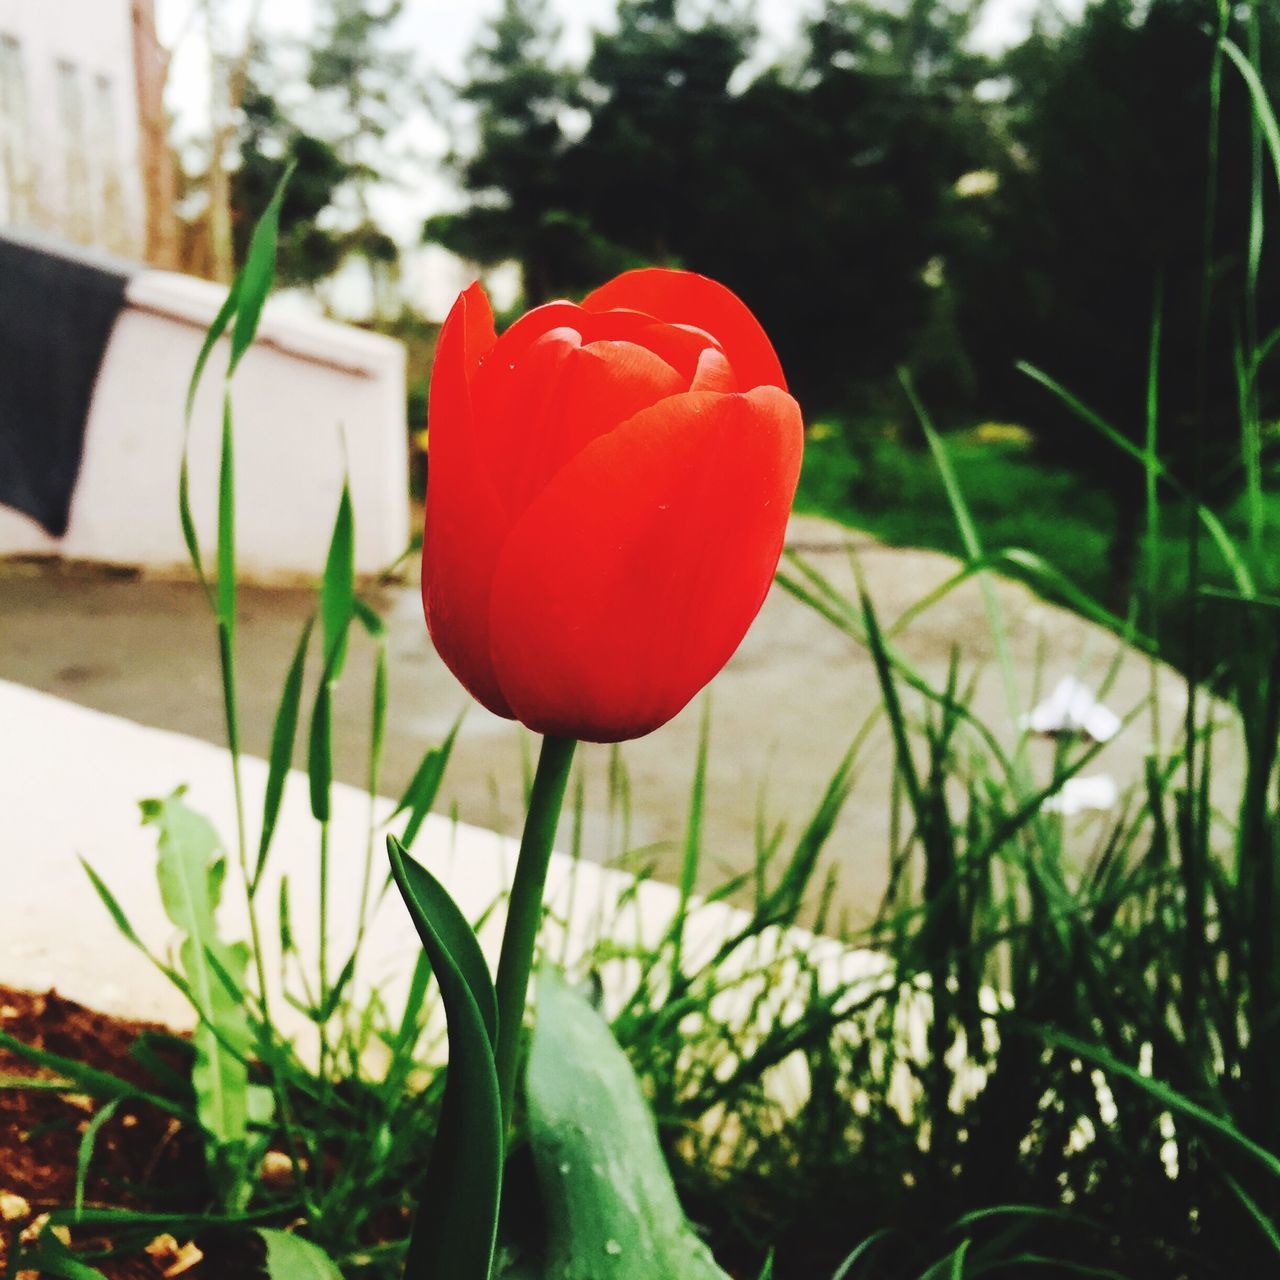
155, 0, 1084, 314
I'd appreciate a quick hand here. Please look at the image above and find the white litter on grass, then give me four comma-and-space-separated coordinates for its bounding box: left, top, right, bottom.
1023, 675, 1122, 743
1042, 773, 1120, 817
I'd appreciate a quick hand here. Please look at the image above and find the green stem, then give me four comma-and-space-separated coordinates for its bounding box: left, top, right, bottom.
493, 734, 577, 1131
318, 817, 332, 1089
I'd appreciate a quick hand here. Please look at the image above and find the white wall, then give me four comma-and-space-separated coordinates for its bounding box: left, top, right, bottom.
0, 677, 883, 1100
0, 269, 412, 579
0, 0, 144, 254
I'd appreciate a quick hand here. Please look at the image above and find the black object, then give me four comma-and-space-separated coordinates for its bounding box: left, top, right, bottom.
0, 231, 130, 537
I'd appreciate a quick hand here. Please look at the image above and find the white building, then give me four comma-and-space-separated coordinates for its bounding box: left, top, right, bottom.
0, 0, 150, 258
0, 2, 410, 581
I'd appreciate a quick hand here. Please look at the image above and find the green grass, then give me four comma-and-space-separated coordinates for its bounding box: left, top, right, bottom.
797, 421, 1280, 675
797, 426, 1116, 582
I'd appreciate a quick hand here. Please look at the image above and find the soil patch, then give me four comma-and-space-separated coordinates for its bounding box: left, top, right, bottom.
0, 986, 256, 1279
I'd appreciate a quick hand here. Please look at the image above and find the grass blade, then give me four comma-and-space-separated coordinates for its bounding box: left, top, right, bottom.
395, 711, 465, 849
1034, 1025, 1280, 1179
229, 162, 294, 375
321, 482, 355, 678
74, 1098, 122, 1219
256, 616, 316, 888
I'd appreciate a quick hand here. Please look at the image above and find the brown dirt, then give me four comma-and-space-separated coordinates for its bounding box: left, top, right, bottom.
0, 986, 256, 1279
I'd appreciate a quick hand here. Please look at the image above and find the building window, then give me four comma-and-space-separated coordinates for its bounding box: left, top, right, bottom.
92, 73, 128, 253
0, 34, 31, 225
56, 59, 91, 244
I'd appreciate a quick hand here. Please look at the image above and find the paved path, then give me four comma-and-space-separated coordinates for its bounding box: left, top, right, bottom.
0, 516, 1218, 928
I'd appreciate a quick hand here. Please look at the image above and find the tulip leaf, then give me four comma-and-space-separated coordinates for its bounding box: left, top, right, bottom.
525, 967, 732, 1280
387, 836, 502, 1280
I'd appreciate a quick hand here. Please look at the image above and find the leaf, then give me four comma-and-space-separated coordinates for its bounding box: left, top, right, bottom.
1033, 1025, 1280, 1180
307, 484, 358, 825
177, 166, 290, 606
394, 711, 465, 849
387, 836, 502, 1280
0, 1075, 77, 1090
1016, 360, 1255, 597
258, 1228, 344, 1280
229, 162, 294, 375
80, 857, 146, 949
314, 952, 357, 1025
667, 699, 710, 982
524, 967, 732, 1280
257, 615, 316, 887
308, 679, 334, 823
142, 791, 267, 1207
16, 1236, 109, 1280
216, 394, 237, 635
388, 839, 497, 1047
1221, 35, 1280, 206
321, 482, 356, 678
178, 452, 213, 603
48, 1206, 285, 1235
75, 1097, 122, 1218
353, 596, 386, 638
279, 876, 296, 956
830, 1229, 894, 1279
0, 1029, 189, 1121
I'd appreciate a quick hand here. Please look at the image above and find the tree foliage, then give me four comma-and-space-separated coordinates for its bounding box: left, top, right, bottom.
952, 0, 1280, 496
438, 0, 995, 415
230, 0, 416, 299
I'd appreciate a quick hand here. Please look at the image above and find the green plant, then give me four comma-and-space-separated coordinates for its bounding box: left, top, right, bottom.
6, 13, 1280, 1280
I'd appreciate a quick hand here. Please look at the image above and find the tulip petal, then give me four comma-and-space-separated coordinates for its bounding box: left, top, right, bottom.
689, 347, 737, 394
422, 283, 516, 719
582, 268, 786, 393
483, 301, 587, 366
488, 387, 803, 742
472, 333, 686, 515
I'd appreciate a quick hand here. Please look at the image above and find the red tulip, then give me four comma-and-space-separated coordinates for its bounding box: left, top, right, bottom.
421, 268, 804, 743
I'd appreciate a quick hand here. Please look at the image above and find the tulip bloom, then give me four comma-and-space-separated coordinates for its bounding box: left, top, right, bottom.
422, 268, 803, 743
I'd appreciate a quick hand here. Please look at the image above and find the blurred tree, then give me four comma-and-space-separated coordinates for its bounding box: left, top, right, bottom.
568, 0, 993, 412
437, 0, 995, 413
308, 0, 420, 312
229, 0, 421, 310
308, 0, 412, 217
231, 53, 350, 287
697, 0, 994, 411
427, 0, 618, 303
952, 0, 1280, 595
564, 0, 754, 270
